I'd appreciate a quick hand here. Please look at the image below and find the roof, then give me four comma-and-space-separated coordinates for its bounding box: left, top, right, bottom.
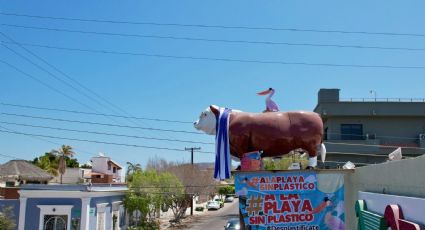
315, 101, 425, 117
0, 160, 54, 182
108, 160, 122, 169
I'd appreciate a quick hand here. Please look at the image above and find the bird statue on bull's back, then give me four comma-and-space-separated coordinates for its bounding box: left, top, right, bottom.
193, 105, 326, 178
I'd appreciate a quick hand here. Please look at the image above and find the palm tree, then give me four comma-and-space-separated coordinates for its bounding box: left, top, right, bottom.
126, 162, 141, 182
51, 145, 75, 184
36, 155, 59, 176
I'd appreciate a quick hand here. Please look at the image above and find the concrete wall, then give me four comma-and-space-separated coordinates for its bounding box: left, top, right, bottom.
344, 155, 425, 229
92, 157, 109, 174
51, 168, 83, 184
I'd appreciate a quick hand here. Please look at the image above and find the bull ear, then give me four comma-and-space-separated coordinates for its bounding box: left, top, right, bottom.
209, 105, 220, 117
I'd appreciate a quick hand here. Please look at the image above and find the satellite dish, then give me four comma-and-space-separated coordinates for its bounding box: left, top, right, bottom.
98, 152, 105, 157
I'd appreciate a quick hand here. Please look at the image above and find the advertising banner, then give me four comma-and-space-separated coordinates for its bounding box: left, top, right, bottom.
235, 171, 345, 230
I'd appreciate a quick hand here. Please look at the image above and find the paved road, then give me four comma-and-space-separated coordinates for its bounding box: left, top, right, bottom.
186, 199, 239, 230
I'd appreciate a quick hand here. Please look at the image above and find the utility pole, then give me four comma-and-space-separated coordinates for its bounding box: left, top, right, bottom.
184, 147, 200, 216
185, 147, 201, 165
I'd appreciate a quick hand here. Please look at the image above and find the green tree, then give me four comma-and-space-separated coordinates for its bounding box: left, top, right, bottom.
158, 172, 186, 222
124, 169, 185, 228
0, 206, 16, 230
218, 185, 235, 196
263, 153, 309, 170
35, 154, 59, 176
50, 145, 76, 184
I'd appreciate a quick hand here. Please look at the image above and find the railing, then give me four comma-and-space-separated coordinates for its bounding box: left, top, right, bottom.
340, 98, 425, 102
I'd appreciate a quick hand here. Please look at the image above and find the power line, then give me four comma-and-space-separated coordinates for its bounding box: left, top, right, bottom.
2, 24, 425, 52
3, 102, 424, 141
0, 121, 214, 145
0, 124, 93, 156
0, 129, 214, 154
0, 102, 193, 124
3, 41, 425, 70
2, 12, 425, 37
0, 32, 128, 118
1, 36, 134, 129
0, 59, 100, 112
2, 112, 423, 150
1, 32, 179, 141
0, 112, 203, 134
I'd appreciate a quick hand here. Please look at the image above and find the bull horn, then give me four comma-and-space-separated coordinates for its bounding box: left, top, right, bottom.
209, 105, 220, 117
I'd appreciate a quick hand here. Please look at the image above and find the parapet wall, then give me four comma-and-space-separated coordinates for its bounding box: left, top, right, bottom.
344, 155, 425, 229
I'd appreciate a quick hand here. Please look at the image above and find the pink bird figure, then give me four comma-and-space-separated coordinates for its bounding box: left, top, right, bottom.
257, 88, 280, 112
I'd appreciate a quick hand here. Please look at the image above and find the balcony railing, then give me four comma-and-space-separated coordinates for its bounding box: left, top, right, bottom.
340, 98, 425, 102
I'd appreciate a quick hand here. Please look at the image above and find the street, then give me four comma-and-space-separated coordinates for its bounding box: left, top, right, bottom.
185, 199, 239, 230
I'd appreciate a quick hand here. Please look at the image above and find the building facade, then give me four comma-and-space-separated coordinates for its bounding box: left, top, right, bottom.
314, 88, 425, 167
91, 154, 123, 183
0, 184, 127, 230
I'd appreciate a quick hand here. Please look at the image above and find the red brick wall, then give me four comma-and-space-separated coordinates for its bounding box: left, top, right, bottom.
0, 187, 20, 199
91, 174, 113, 183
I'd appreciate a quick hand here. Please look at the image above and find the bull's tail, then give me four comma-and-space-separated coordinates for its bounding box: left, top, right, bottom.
320, 143, 327, 163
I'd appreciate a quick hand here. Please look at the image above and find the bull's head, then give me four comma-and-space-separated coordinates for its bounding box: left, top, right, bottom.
193, 105, 220, 135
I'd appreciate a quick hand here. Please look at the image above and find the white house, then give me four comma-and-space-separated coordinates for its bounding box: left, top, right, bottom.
91, 153, 123, 183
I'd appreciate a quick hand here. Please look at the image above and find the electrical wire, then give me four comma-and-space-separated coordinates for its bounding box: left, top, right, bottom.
3, 102, 424, 141
0, 102, 193, 124
0, 129, 215, 154
0, 121, 214, 145
0, 112, 203, 135
0, 125, 93, 156
3, 41, 425, 70
2, 112, 423, 151
0, 59, 99, 111
2, 24, 425, 52
2, 12, 425, 37
1, 32, 179, 141
0, 32, 129, 118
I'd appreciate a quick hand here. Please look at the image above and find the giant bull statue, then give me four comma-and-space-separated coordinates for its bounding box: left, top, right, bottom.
194, 105, 326, 167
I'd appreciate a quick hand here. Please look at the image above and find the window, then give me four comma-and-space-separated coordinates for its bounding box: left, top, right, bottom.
44, 215, 67, 230
341, 124, 363, 140
113, 167, 116, 173
108, 163, 111, 170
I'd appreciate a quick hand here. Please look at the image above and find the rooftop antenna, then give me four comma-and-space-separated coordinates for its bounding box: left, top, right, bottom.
369, 90, 377, 101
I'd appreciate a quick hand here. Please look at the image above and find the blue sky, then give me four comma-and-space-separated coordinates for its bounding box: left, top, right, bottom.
1, 0, 425, 167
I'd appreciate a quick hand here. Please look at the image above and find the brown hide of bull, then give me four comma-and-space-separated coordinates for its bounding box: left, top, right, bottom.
210, 107, 323, 159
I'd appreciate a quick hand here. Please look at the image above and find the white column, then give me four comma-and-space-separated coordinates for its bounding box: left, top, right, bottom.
18, 197, 27, 230
80, 198, 91, 230
111, 201, 122, 230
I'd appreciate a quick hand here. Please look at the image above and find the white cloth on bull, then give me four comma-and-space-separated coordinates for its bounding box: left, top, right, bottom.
214, 108, 232, 180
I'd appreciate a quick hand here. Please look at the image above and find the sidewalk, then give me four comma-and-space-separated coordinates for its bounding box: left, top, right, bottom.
159, 200, 210, 229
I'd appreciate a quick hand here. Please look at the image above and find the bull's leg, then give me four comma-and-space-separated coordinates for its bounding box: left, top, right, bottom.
305, 145, 319, 169
307, 156, 318, 168
306, 143, 326, 169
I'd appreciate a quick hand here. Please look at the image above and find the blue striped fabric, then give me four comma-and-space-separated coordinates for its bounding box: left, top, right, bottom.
214, 108, 232, 180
